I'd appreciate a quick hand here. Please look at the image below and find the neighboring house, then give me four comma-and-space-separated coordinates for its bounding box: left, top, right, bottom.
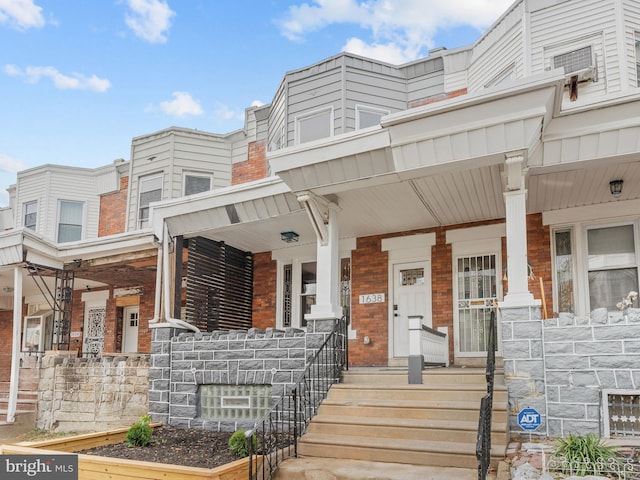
0, 0, 639, 440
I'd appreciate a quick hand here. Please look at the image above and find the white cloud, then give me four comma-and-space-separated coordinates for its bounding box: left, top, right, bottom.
0, 0, 45, 30
125, 0, 175, 44
4, 64, 111, 92
214, 103, 244, 123
251, 100, 265, 107
0, 153, 26, 174
279, 0, 513, 63
158, 92, 203, 117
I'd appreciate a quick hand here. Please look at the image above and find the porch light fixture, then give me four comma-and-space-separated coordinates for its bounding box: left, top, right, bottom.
280, 231, 299, 243
609, 179, 623, 198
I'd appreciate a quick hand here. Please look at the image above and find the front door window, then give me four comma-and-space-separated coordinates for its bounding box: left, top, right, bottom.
392, 261, 431, 357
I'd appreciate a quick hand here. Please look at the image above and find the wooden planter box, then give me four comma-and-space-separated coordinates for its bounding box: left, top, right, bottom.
0, 425, 257, 480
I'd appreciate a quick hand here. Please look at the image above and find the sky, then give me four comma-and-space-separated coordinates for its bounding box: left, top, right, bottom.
0, 0, 514, 206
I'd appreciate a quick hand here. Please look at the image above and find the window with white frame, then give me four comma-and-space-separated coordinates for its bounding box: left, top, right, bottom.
356, 105, 389, 129
23, 200, 37, 231
138, 175, 162, 229
57, 200, 83, 243
184, 172, 212, 196
587, 224, 638, 311
296, 107, 333, 144
552, 223, 639, 314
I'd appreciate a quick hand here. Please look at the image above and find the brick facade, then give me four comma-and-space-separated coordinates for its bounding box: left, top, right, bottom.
98, 176, 128, 237
232, 140, 268, 185
252, 251, 277, 330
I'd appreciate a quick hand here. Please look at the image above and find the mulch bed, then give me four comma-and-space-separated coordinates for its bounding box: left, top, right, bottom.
78, 426, 240, 470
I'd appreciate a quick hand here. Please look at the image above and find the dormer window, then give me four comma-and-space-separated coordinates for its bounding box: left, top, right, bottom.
184, 172, 212, 196
57, 200, 84, 243
296, 107, 333, 144
356, 105, 389, 129
138, 174, 163, 229
23, 200, 37, 231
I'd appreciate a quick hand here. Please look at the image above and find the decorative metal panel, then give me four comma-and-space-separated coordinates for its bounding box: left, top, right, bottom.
84, 307, 105, 355
185, 237, 253, 332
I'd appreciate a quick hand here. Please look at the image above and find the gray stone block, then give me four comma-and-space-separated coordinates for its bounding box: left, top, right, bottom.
586, 404, 600, 420
545, 371, 570, 386
559, 386, 600, 404
569, 371, 599, 387
277, 338, 306, 349
558, 312, 575, 325
591, 308, 608, 324
547, 418, 562, 437
215, 350, 254, 360
562, 420, 599, 435
512, 321, 542, 339
255, 349, 289, 359
273, 372, 292, 383
548, 326, 593, 342
170, 406, 196, 417
596, 370, 617, 389
544, 342, 574, 355
615, 370, 634, 389
591, 355, 640, 369
203, 360, 229, 371
624, 340, 640, 353
246, 339, 278, 350
632, 371, 640, 388
289, 348, 305, 358
501, 322, 513, 340
279, 359, 306, 370
172, 342, 195, 352
575, 340, 623, 355
148, 401, 169, 414
546, 385, 559, 402
238, 359, 264, 370
511, 359, 545, 379
502, 340, 532, 359
627, 308, 640, 323
547, 402, 585, 419
545, 355, 590, 370
501, 307, 533, 323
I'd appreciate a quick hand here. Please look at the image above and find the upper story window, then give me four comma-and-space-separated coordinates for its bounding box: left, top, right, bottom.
138, 174, 162, 229
57, 200, 83, 243
23, 201, 37, 231
296, 107, 333, 145
356, 105, 389, 129
184, 172, 212, 196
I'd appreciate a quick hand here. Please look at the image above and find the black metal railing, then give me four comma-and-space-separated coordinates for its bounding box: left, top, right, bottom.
476, 309, 497, 480
247, 317, 348, 480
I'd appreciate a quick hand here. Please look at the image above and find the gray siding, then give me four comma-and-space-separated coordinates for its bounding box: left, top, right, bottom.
530, 0, 616, 98
267, 83, 287, 151
624, 0, 640, 87
127, 128, 235, 232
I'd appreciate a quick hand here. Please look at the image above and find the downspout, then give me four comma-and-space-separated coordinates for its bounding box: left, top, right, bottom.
7, 265, 23, 423
162, 223, 199, 333
148, 240, 163, 324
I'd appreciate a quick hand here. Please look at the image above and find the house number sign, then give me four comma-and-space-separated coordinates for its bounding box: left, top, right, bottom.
359, 293, 385, 304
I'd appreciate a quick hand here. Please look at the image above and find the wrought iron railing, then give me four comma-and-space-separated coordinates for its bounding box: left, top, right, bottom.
476, 309, 497, 480
247, 317, 348, 480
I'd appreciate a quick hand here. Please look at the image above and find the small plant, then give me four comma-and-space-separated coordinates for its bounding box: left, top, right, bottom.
553, 433, 622, 477
228, 429, 257, 457
126, 415, 153, 447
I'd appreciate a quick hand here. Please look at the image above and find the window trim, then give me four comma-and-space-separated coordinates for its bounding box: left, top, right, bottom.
138, 174, 163, 229
56, 199, 85, 243
295, 106, 334, 145
183, 171, 213, 196
355, 104, 389, 130
23, 200, 37, 231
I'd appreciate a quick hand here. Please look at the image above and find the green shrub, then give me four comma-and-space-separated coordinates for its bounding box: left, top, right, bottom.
228, 429, 257, 457
553, 433, 621, 476
126, 415, 153, 447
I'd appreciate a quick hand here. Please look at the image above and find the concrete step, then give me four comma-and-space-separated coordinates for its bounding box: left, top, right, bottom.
342, 367, 504, 386
328, 383, 507, 403
306, 414, 507, 445
274, 457, 486, 480
297, 433, 504, 469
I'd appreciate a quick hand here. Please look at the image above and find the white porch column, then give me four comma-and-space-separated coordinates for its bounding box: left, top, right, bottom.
8, 265, 23, 423
502, 154, 539, 307
306, 203, 343, 320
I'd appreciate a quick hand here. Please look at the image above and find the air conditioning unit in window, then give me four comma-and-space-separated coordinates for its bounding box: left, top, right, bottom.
552, 45, 597, 84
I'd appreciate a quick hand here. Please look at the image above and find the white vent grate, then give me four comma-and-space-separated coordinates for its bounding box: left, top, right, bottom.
553, 46, 593, 74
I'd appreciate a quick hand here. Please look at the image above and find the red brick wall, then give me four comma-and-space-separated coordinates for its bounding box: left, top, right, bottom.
232, 140, 268, 185
409, 88, 467, 109
527, 213, 552, 318
252, 252, 277, 330
350, 236, 389, 366
99, 176, 128, 237
431, 228, 454, 357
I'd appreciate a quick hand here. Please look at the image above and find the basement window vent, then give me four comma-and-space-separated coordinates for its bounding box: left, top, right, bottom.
200, 384, 271, 420
602, 389, 640, 438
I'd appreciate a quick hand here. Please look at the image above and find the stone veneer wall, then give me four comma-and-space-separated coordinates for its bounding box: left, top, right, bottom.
502, 306, 640, 438
36, 352, 149, 432
149, 319, 337, 432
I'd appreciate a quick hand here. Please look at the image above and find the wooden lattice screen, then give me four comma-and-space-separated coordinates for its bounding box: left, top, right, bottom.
185, 237, 253, 332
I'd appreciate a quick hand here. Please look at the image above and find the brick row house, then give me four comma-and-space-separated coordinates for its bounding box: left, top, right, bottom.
0, 0, 639, 441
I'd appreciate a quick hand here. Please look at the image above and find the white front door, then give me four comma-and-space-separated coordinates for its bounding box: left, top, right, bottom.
83, 305, 105, 356
392, 261, 431, 358
123, 306, 139, 353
